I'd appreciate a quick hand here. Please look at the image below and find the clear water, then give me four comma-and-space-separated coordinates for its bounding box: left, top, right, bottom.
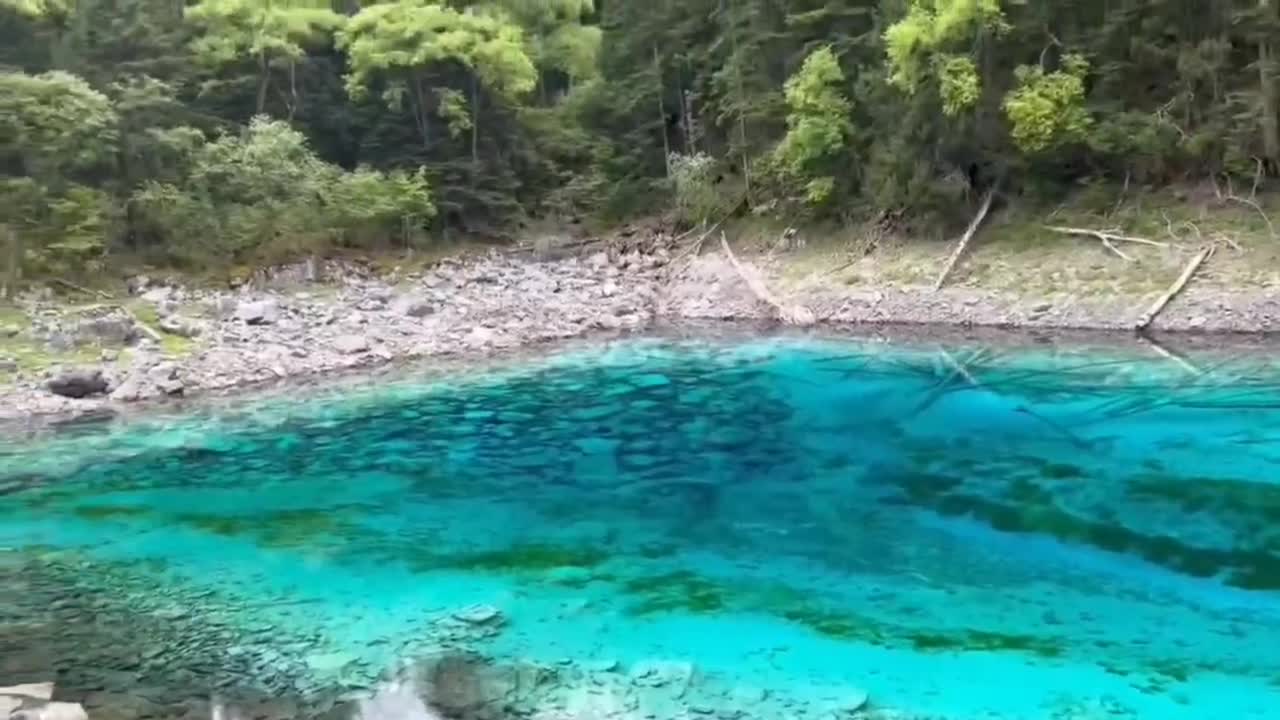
3, 335, 1280, 720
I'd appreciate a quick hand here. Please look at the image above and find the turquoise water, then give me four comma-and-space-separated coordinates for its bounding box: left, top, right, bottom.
3, 335, 1280, 719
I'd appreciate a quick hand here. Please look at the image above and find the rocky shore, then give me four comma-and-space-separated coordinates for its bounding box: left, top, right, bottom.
0, 234, 1275, 421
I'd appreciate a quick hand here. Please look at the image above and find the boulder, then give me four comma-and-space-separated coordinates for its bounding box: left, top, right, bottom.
332, 335, 370, 355
75, 313, 139, 345
235, 299, 280, 326
47, 368, 109, 399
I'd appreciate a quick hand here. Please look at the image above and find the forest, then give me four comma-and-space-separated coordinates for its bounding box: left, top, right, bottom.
1, 0, 1277, 289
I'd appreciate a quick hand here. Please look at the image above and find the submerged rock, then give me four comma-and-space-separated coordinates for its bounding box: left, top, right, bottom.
46, 368, 108, 398
451, 604, 503, 626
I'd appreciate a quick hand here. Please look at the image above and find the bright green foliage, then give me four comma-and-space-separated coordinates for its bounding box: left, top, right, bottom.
338, 0, 536, 151
1003, 55, 1092, 154
131, 118, 436, 265
0, 71, 118, 181
187, 0, 345, 115
774, 47, 853, 206
339, 1, 536, 99
884, 0, 1008, 94
0, 0, 70, 20
935, 55, 979, 117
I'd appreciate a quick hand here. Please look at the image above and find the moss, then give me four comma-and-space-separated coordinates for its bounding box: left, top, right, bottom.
71, 504, 150, 521
1128, 474, 1280, 521
778, 605, 887, 644
173, 509, 351, 549
621, 570, 728, 615
906, 629, 1064, 659
895, 480, 1280, 590
1041, 463, 1085, 479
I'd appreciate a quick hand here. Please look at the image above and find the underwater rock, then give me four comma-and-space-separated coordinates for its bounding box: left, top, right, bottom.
451, 604, 503, 626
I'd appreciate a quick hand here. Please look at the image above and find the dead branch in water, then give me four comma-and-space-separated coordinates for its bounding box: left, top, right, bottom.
1044, 226, 1169, 248
1134, 245, 1215, 331
934, 189, 996, 290
1136, 334, 1202, 376
719, 232, 816, 326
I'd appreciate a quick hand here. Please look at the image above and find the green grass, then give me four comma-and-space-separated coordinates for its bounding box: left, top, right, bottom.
756, 184, 1280, 298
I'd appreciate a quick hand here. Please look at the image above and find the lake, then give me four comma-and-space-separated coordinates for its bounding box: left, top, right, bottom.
2, 333, 1279, 720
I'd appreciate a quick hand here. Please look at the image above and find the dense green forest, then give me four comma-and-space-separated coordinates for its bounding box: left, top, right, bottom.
1, 0, 1278, 288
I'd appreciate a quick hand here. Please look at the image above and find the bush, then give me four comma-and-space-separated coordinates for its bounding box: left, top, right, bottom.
131, 118, 436, 266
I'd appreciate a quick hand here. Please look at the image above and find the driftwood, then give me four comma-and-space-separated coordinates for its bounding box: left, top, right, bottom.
1134, 245, 1215, 331
719, 232, 815, 326
934, 189, 996, 290
1044, 225, 1169, 249
50, 278, 111, 299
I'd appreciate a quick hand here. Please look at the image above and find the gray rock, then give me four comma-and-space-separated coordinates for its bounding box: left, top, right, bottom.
587, 251, 610, 270
463, 327, 496, 349
110, 372, 150, 402
392, 295, 435, 318
125, 275, 150, 295
45, 330, 75, 351
1, 324, 19, 338
47, 368, 108, 398
158, 316, 202, 338
333, 335, 370, 354
76, 314, 139, 345
236, 299, 281, 325
0, 357, 17, 373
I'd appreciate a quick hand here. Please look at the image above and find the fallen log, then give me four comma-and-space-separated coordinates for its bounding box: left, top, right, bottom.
720, 232, 815, 326
934, 189, 996, 290
1134, 245, 1215, 331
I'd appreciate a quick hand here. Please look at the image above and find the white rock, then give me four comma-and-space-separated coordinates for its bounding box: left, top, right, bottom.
11, 702, 88, 720
0, 683, 53, 700
332, 335, 370, 355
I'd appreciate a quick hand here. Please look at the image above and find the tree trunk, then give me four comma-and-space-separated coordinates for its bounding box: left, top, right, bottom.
256, 51, 270, 117
1261, 0, 1280, 169
470, 74, 480, 167
413, 73, 431, 150
2, 225, 22, 299
654, 45, 672, 177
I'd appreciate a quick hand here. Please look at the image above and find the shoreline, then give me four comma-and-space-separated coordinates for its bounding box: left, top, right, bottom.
1, 244, 1277, 425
